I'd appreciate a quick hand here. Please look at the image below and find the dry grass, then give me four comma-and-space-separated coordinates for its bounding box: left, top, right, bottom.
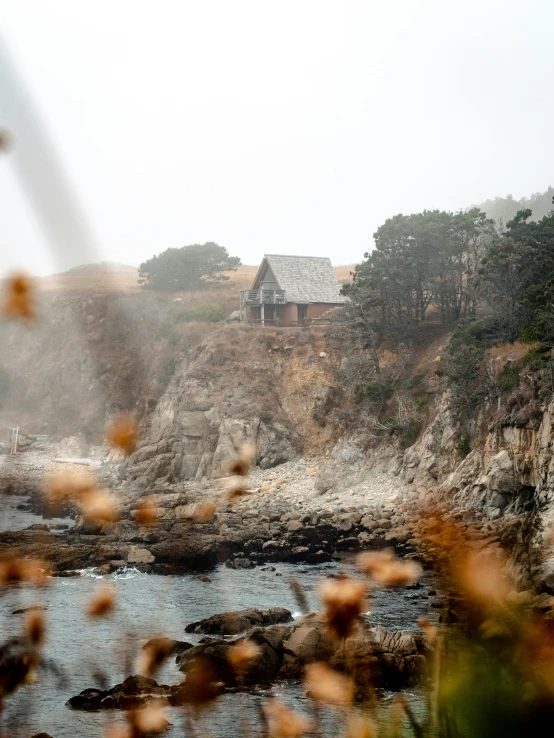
36, 262, 353, 295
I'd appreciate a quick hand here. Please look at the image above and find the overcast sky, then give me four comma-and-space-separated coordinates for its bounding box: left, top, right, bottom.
1, 0, 553, 276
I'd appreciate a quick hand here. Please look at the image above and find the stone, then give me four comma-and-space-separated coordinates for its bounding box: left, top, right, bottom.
185, 607, 293, 635
287, 520, 303, 532
127, 546, 155, 564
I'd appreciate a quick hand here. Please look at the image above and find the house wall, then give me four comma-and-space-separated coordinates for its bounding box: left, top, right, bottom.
247, 303, 343, 324
277, 303, 298, 324
307, 303, 340, 320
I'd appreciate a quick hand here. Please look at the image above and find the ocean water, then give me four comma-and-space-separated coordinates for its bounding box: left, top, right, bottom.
0, 495, 434, 738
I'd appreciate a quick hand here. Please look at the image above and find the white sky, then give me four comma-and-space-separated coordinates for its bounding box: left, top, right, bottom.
1, 0, 553, 275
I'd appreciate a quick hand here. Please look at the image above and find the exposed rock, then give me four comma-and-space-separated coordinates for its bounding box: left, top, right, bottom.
279, 612, 427, 688
143, 637, 193, 656
178, 613, 427, 690
66, 675, 169, 711
184, 607, 293, 635
127, 546, 155, 564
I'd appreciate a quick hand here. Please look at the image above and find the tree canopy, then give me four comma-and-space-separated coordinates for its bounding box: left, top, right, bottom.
343, 208, 496, 344
138, 243, 241, 291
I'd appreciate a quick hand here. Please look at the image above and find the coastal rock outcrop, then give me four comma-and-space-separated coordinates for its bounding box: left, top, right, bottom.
177, 612, 428, 690
184, 607, 293, 635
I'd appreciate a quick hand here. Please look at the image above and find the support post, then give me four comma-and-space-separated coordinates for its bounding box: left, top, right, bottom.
261, 302, 265, 326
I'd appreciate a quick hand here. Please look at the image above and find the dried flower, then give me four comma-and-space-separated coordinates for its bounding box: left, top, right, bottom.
263, 699, 313, 737
225, 478, 250, 503
44, 468, 97, 505
87, 582, 116, 618
357, 550, 422, 588
418, 617, 438, 641
343, 713, 379, 738
289, 577, 309, 615
227, 640, 261, 672
80, 488, 120, 524
23, 609, 46, 647
228, 443, 256, 476
180, 654, 226, 706
2, 272, 35, 321
137, 637, 174, 677
319, 575, 366, 638
128, 701, 169, 735
107, 415, 138, 455
457, 550, 510, 610
0, 556, 51, 587
192, 500, 217, 523
304, 662, 354, 705
134, 498, 158, 527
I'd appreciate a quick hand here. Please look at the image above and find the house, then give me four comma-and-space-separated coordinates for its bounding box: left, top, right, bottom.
240, 254, 347, 325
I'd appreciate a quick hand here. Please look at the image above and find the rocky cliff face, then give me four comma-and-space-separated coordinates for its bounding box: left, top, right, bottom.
403, 386, 554, 521
124, 324, 339, 485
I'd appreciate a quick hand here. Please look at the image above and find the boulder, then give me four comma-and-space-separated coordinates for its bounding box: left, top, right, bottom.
127, 546, 155, 564
278, 612, 427, 688
185, 607, 293, 635
66, 675, 170, 711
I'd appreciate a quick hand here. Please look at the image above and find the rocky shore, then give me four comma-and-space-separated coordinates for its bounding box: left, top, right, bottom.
67, 605, 428, 711
0, 455, 543, 591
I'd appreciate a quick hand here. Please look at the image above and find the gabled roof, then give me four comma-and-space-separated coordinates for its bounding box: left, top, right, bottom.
254, 254, 347, 304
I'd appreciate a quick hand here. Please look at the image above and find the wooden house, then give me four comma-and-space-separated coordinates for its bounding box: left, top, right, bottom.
240, 254, 347, 325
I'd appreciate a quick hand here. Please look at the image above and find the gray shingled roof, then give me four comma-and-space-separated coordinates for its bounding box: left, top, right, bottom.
262, 254, 347, 304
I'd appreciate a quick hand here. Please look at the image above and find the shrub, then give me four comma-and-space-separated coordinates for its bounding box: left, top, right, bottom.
456, 428, 471, 457
498, 361, 521, 393
519, 323, 543, 342
414, 396, 427, 412
175, 303, 224, 323
400, 419, 421, 449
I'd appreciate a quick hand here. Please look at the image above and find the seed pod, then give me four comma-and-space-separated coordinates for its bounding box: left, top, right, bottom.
304, 662, 354, 706
319, 575, 366, 639
88, 583, 116, 618
107, 415, 138, 455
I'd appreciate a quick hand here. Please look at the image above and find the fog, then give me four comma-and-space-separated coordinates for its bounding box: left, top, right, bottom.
1, 0, 553, 275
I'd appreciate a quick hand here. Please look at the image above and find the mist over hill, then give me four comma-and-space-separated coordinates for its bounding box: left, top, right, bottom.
471, 185, 554, 227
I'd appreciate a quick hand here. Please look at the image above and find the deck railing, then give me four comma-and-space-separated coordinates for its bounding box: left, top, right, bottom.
240, 289, 286, 305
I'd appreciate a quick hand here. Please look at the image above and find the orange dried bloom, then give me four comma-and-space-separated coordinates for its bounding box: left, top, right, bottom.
357, 549, 422, 587
180, 654, 225, 706
44, 468, 97, 505
80, 488, 120, 524
418, 617, 438, 641
107, 415, 138, 455
319, 576, 366, 639
134, 498, 158, 527
225, 479, 250, 503
263, 699, 313, 738
228, 443, 256, 476
344, 713, 379, 738
2, 272, 36, 321
138, 637, 174, 677
128, 701, 169, 735
23, 609, 46, 646
456, 550, 510, 610
227, 640, 261, 672
87, 582, 116, 618
304, 662, 354, 705
192, 500, 217, 523
0, 556, 51, 587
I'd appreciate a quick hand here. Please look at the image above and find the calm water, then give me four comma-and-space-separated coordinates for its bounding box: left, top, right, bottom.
0, 494, 434, 738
